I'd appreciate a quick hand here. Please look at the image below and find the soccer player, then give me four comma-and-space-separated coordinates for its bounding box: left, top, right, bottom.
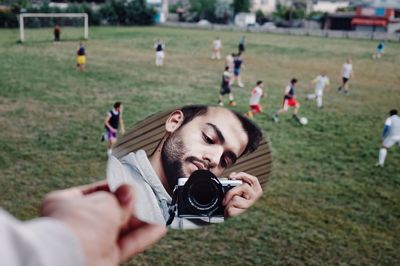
231, 53, 244, 88
154, 39, 165, 66
373, 41, 385, 59
238, 36, 245, 54
306, 71, 330, 109
245, 81, 265, 118
337, 58, 353, 94
211, 37, 222, 60
272, 78, 301, 123
76, 42, 86, 72
218, 66, 236, 107
104, 102, 125, 156
225, 53, 235, 74
53, 24, 61, 42
376, 109, 400, 167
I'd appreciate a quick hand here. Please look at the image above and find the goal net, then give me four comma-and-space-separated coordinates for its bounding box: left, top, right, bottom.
18, 13, 88, 42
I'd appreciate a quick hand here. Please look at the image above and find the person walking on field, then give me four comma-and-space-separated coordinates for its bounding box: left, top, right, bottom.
154, 39, 165, 66
218, 66, 236, 107
306, 71, 330, 109
76, 42, 86, 71
376, 109, 400, 167
103, 102, 125, 156
211, 37, 222, 60
53, 24, 61, 42
337, 58, 353, 94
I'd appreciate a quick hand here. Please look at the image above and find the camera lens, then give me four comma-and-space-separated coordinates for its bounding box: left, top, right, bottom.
188, 179, 219, 210
182, 170, 224, 215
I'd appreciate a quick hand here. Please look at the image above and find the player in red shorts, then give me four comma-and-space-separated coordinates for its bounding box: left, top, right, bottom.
245, 81, 264, 118
272, 78, 301, 123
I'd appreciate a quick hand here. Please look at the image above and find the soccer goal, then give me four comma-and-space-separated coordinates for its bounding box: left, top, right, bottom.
18, 13, 88, 42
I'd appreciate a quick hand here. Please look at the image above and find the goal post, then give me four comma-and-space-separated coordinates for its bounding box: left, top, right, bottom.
18, 13, 89, 42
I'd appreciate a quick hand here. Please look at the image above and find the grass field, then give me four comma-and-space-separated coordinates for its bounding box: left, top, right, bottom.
0, 26, 399, 265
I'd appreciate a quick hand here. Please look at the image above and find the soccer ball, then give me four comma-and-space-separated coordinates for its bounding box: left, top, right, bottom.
299, 117, 308, 125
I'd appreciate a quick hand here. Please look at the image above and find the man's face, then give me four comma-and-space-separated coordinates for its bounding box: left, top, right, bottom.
161, 107, 249, 189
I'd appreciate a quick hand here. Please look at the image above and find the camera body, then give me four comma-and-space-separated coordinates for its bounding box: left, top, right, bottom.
175, 170, 242, 219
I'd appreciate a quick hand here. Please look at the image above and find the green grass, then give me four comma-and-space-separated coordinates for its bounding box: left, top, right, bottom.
0, 26, 399, 265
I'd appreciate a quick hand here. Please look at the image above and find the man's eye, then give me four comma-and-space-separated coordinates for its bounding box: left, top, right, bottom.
203, 133, 214, 144
220, 160, 227, 168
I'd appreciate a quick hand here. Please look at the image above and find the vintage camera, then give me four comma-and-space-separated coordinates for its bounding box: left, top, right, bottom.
175, 170, 242, 218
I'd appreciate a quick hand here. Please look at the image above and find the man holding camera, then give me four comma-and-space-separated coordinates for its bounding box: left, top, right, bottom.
109, 105, 263, 229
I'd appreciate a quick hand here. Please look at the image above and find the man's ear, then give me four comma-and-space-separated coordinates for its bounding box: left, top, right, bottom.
165, 110, 184, 133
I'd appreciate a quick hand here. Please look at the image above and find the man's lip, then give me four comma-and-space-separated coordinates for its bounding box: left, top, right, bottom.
192, 160, 207, 170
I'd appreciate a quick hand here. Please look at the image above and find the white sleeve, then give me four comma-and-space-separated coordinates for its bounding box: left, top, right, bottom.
0, 209, 85, 266
385, 117, 392, 127
106, 111, 111, 118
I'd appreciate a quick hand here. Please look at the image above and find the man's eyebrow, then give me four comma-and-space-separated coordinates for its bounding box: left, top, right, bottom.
206, 123, 225, 144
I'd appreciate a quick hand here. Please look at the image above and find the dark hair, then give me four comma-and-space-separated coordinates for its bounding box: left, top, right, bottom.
389, 109, 398, 116
291, 78, 298, 84
257, 80, 263, 85
114, 102, 122, 109
180, 105, 263, 156
225, 66, 229, 71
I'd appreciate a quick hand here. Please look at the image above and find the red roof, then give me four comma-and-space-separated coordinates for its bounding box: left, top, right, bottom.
351, 18, 388, 27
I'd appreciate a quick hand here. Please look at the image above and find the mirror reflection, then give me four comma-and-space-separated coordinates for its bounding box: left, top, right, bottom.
107, 105, 272, 229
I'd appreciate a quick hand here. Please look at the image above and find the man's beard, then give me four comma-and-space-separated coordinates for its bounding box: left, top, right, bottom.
161, 131, 187, 191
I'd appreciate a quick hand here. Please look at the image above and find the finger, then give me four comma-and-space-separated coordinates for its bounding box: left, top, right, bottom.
229, 172, 263, 195
224, 205, 246, 218
40, 187, 83, 216
118, 222, 167, 262
80, 180, 110, 195
223, 183, 254, 206
229, 195, 253, 209
114, 184, 135, 226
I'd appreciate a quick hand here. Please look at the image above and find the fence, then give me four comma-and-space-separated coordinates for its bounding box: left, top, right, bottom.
161, 22, 400, 42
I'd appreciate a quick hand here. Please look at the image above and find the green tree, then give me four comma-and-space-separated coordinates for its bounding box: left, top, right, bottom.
189, 0, 216, 21
232, 0, 250, 15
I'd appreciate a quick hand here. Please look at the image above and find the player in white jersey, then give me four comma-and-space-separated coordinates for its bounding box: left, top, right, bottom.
376, 109, 400, 167
245, 81, 265, 118
337, 58, 353, 94
154, 39, 165, 66
211, 37, 222, 60
306, 71, 330, 109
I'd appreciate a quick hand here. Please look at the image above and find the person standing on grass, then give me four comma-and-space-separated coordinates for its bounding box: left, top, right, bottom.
238, 36, 245, 54
272, 78, 301, 123
218, 66, 236, 107
231, 53, 244, 88
225, 53, 235, 74
376, 109, 400, 167
245, 81, 265, 118
53, 24, 61, 42
76, 42, 86, 72
337, 58, 353, 94
306, 71, 330, 109
211, 37, 222, 60
373, 41, 385, 59
103, 102, 125, 156
154, 39, 165, 66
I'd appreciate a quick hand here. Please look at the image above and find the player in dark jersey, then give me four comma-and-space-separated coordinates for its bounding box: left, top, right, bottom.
272, 78, 301, 123
231, 53, 244, 88
53, 25, 61, 42
218, 66, 236, 107
76, 42, 86, 72
103, 102, 125, 156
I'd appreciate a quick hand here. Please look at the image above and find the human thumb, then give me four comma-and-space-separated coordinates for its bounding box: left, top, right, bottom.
115, 184, 135, 225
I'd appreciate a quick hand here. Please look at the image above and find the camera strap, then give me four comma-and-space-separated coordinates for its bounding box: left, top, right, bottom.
166, 188, 178, 226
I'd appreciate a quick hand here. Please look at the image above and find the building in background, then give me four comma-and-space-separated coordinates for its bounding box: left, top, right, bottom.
312, 0, 350, 13
251, 0, 277, 15
351, 0, 400, 32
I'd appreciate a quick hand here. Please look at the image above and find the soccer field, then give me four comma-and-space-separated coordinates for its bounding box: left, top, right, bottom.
0, 26, 399, 265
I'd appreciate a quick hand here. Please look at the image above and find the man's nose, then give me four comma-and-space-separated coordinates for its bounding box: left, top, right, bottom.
202, 146, 224, 169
